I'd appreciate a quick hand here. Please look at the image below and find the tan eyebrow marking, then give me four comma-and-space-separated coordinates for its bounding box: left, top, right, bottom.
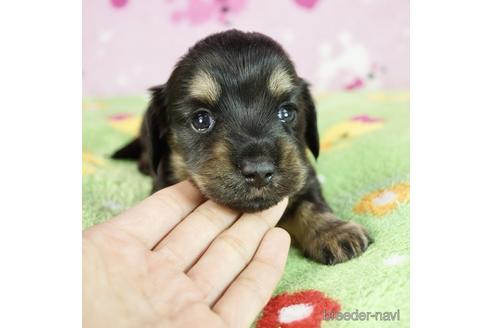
188, 70, 221, 105
268, 67, 294, 96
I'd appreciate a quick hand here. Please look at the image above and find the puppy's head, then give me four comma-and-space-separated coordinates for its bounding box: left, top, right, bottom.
146, 30, 319, 212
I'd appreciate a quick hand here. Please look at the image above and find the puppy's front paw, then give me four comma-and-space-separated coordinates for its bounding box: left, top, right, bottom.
307, 221, 372, 265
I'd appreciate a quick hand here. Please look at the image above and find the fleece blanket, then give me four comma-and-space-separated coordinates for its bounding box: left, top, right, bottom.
82, 91, 410, 328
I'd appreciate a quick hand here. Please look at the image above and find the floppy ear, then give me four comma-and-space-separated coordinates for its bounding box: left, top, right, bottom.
144, 84, 170, 174
300, 80, 320, 158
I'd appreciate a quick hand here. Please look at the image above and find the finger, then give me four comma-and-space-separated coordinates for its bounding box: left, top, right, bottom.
187, 198, 288, 305
152, 200, 240, 271
105, 180, 205, 249
213, 228, 290, 328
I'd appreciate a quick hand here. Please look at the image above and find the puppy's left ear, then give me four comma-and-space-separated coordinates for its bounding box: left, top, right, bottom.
300, 79, 320, 158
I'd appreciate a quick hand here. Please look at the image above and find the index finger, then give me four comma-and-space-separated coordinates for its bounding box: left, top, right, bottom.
104, 180, 205, 249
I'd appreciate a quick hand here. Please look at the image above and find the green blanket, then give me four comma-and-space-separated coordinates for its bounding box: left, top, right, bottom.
83, 91, 409, 328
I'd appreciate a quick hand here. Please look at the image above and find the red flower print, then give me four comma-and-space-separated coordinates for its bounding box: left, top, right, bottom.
257, 290, 341, 328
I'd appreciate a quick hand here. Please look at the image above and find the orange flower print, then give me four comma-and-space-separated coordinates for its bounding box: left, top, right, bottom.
354, 182, 409, 216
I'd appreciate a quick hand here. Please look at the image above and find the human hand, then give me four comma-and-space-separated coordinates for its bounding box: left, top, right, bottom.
83, 180, 290, 328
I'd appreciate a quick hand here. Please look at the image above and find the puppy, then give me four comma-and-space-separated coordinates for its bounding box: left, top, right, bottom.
112, 30, 372, 264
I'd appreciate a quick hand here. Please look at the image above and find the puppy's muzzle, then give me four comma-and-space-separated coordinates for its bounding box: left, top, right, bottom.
239, 157, 274, 188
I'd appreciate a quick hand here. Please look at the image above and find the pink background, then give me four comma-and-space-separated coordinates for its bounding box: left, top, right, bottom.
83, 0, 409, 97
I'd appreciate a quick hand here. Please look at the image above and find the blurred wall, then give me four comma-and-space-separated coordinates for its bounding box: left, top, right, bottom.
83, 0, 409, 96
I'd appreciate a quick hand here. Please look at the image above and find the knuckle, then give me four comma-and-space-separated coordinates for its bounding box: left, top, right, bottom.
234, 275, 268, 307
196, 204, 231, 232
252, 214, 275, 231
215, 233, 250, 263
158, 245, 187, 270
254, 256, 284, 278
152, 189, 188, 216
193, 275, 215, 298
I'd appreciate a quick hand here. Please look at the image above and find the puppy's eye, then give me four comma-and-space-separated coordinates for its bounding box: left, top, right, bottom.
191, 110, 215, 133
277, 104, 296, 123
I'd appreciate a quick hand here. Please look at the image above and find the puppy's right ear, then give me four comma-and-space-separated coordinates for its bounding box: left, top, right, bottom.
145, 84, 170, 174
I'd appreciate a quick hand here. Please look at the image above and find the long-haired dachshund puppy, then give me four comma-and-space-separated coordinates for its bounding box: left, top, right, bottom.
112, 29, 372, 264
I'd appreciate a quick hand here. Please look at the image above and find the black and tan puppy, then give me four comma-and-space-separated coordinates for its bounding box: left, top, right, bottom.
112, 30, 372, 265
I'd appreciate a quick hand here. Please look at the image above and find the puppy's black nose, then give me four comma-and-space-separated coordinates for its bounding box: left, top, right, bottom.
240, 159, 274, 188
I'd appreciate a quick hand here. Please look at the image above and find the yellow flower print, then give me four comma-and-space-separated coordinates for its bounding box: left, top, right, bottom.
108, 114, 142, 136
313, 92, 331, 102
367, 91, 409, 102
82, 152, 105, 175
82, 99, 107, 111
320, 115, 384, 151
354, 182, 409, 216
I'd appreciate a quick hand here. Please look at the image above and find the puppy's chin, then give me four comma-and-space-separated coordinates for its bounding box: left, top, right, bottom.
221, 196, 283, 213
192, 181, 285, 213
